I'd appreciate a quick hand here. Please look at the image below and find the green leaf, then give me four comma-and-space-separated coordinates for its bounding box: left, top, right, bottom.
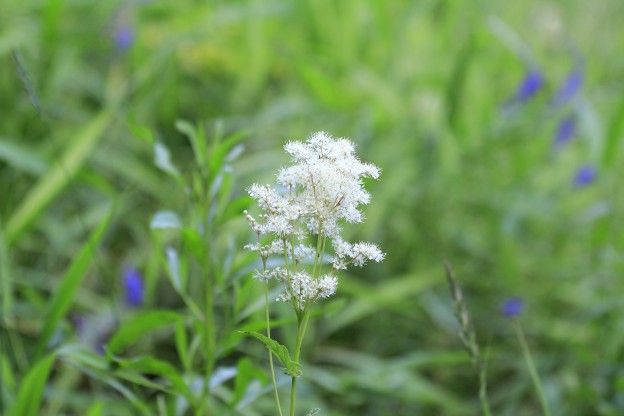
0, 227, 12, 317
0, 137, 47, 175
7, 354, 55, 416
233, 358, 267, 406
57, 344, 151, 415
220, 195, 252, 223
5, 111, 112, 244
85, 402, 104, 416
175, 320, 190, 371
128, 121, 154, 144
150, 210, 182, 230
175, 119, 206, 168
238, 331, 301, 377
57, 343, 109, 371
107, 310, 182, 355
154, 142, 180, 177
324, 270, 439, 335
115, 356, 192, 400
35, 205, 114, 357
208, 130, 248, 177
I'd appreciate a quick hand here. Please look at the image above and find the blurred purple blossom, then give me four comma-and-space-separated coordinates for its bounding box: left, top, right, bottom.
552, 69, 583, 107
501, 297, 524, 318
573, 165, 597, 187
554, 115, 576, 148
515, 70, 543, 102
114, 24, 135, 52
123, 267, 144, 307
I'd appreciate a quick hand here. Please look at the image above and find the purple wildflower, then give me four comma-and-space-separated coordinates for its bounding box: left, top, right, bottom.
515, 70, 543, 102
501, 297, 524, 318
573, 165, 597, 187
554, 115, 576, 148
123, 267, 144, 307
114, 24, 135, 52
552, 69, 583, 107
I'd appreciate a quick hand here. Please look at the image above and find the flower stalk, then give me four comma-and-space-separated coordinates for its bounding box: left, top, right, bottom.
245, 132, 384, 415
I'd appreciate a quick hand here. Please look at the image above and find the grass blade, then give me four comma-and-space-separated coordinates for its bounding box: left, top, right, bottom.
0, 227, 12, 318
7, 354, 55, 416
35, 204, 114, 357
106, 310, 182, 355
5, 111, 112, 244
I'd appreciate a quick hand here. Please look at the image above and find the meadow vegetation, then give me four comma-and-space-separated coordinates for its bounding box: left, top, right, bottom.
1, 1, 624, 415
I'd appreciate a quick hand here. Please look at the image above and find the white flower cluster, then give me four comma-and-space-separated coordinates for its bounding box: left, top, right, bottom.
245, 132, 384, 311
276, 272, 338, 311
331, 236, 385, 269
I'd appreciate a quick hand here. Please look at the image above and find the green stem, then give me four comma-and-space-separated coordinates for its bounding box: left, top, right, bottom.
514, 320, 551, 416
289, 311, 310, 416
478, 362, 492, 416
288, 229, 326, 416
202, 270, 215, 413
289, 375, 297, 416
265, 282, 284, 416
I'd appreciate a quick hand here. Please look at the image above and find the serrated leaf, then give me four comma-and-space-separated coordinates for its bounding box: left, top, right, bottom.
239, 331, 301, 377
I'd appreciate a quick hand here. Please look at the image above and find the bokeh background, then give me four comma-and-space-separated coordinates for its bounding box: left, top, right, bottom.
2, 0, 624, 415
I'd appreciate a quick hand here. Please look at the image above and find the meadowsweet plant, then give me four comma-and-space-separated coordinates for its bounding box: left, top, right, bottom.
244, 132, 384, 416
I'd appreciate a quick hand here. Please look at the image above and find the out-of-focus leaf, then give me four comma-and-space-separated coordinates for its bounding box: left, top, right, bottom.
150, 210, 182, 230
5, 111, 112, 244
324, 269, 439, 334
208, 130, 248, 176
154, 142, 180, 177
233, 358, 267, 406
85, 401, 104, 416
0, 138, 47, 174
175, 119, 207, 168
128, 121, 154, 144
220, 196, 252, 223
107, 310, 182, 355
210, 366, 237, 389
165, 246, 182, 291
35, 204, 114, 357
174, 321, 190, 373
225, 144, 245, 162
58, 344, 151, 414
1, 354, 16, 398
57, 344, 109, 371
7, 354, 55, 416
0, 227, 12, 317
238, 331, 301, 377
115, 356, 192, 400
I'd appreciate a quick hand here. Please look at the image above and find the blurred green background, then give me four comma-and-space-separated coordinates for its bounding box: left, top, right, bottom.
2, 0, 624, 415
